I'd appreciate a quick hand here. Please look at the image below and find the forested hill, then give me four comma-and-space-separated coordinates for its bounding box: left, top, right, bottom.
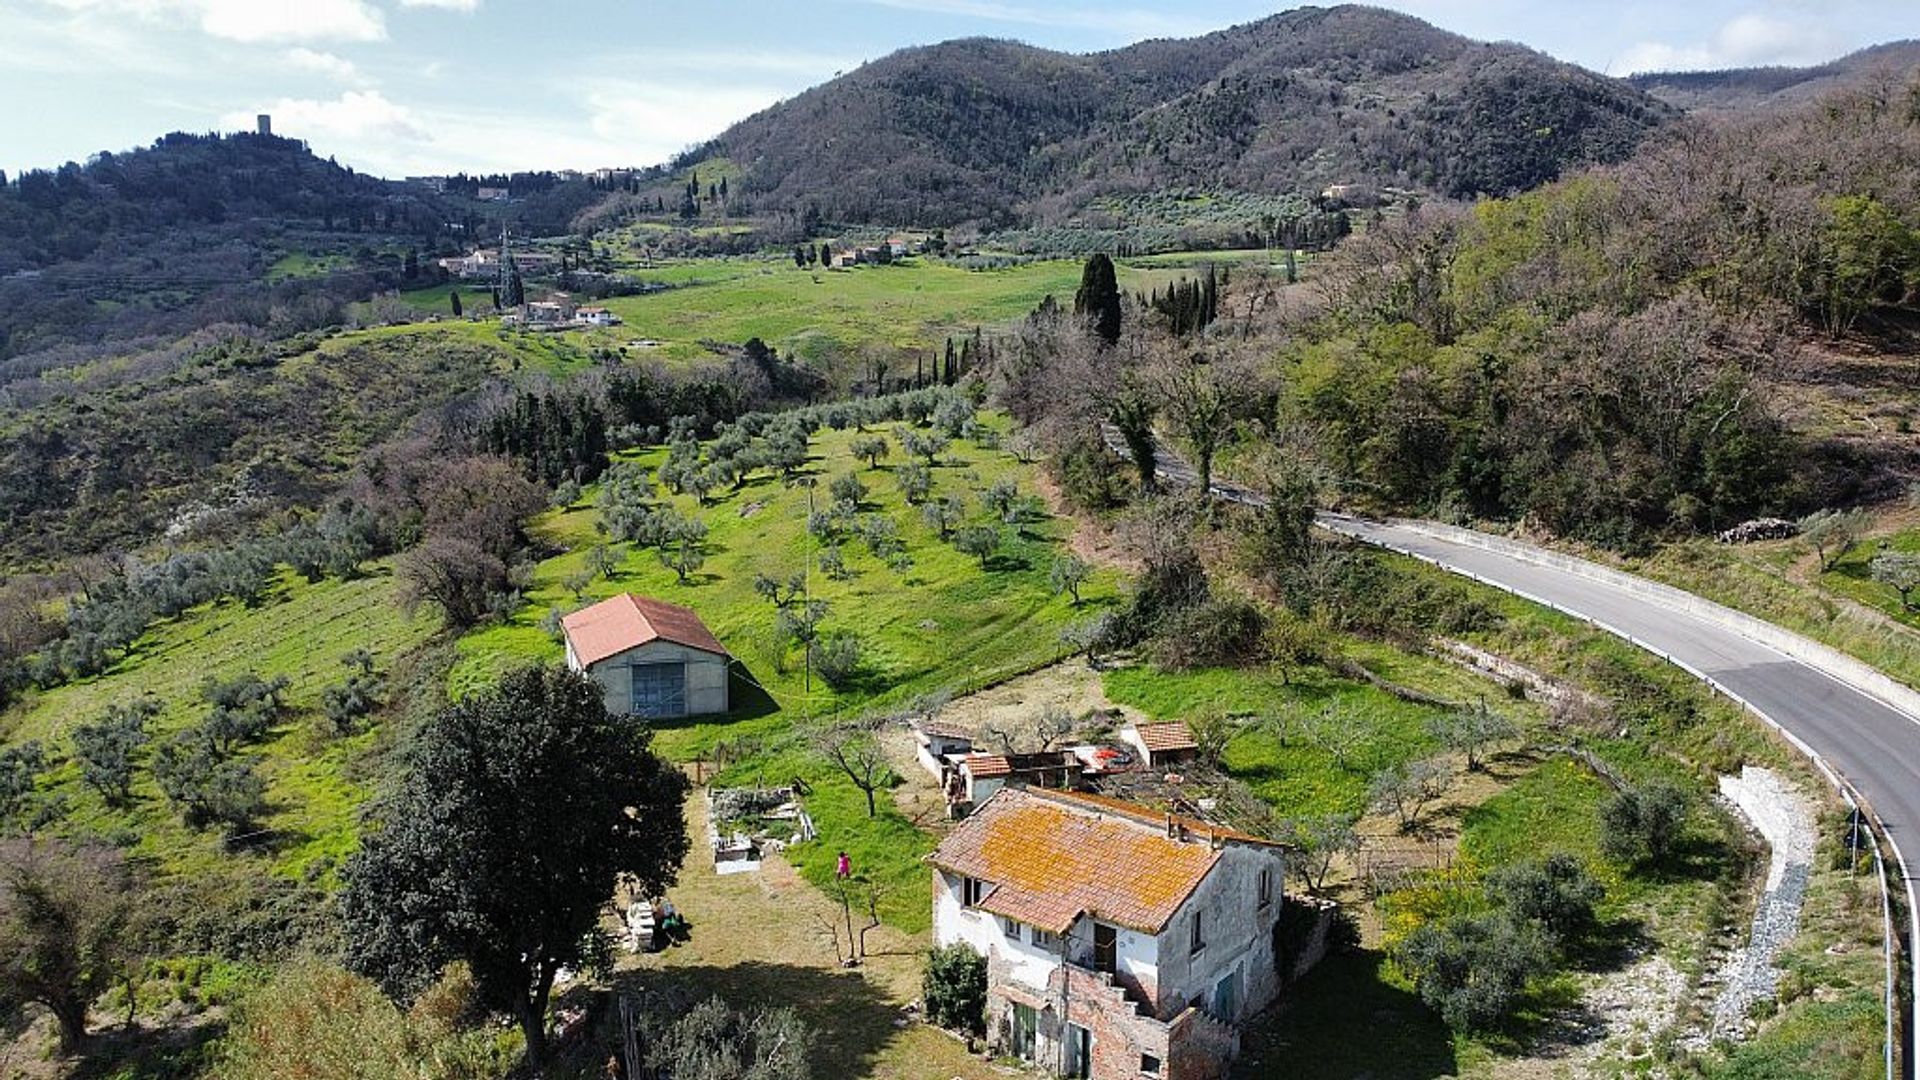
694, 4, 1674, 227
0, 131, 448, 276
0, 131, 461, 361
1628, 41, 1920, 114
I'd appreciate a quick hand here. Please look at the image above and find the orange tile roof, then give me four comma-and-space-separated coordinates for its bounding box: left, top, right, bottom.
561, 593, 728, 667
1134, 721, 1197, 753
963, 753, 1011, 778
930, 787, 1231, 934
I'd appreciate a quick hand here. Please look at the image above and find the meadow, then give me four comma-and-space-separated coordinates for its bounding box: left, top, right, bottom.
396, 255, 1191, 369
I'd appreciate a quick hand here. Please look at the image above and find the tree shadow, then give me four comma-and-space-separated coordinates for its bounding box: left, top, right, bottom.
64, 1017, 226, 1080
1240, 948, 1458, 1079
980, 552, 1031, 573
596, 960, 908, 1078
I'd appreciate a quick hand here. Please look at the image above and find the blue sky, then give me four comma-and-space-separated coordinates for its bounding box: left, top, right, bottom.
3, 0, 1913, 179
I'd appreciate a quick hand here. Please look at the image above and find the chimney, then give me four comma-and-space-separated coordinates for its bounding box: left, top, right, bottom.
256, 114, 272, 136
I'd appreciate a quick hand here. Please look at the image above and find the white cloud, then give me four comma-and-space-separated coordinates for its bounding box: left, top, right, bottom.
222, 90, 426, 143
582, 80, 792, 154
38, 0, 385, 43
1613, 13, 1846, 75
397, 0, 479, 10
284, 47, 363, 83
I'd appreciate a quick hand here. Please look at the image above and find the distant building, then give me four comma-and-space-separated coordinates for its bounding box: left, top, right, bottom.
256, 114, 272, 136
561, 593, 731, 719
576, 306, 620, 327
476, 186, 510, 202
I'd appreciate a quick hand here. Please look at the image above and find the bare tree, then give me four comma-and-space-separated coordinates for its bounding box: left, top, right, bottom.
1287, 812, 1362, 894
1426, 701, 1520, 772
1187, 711, 1239, 770
1304, 702, 1368, 773
816, 721, 895, 818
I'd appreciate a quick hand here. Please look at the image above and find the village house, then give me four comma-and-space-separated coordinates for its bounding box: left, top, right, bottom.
931, 787, 1333, 1080
576, 305, 621, 327
561, 593, 730, 719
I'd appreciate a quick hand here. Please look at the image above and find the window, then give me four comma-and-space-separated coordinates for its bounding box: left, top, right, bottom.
1031, 927, 1059, 949
1189, 911, 1205, 955
999, 915, 1021, 937
1258, 867, 1272, 909
629, 661, 686, 718
961, 876, 986, 907
1140, 1053, 1163, 1077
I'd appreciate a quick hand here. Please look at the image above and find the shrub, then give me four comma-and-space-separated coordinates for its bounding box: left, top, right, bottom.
1149, 595, 1267, 670
1485, 853, 1602, 945
923, 943, 987, 1034
1599, 782, 1689, 869
652, 996, 814, 1080
1394, 913, 1551, 1032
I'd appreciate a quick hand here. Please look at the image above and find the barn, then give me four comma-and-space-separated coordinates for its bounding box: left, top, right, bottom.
561, 593, 731, 719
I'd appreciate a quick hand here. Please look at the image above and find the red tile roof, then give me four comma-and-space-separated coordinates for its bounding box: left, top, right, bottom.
932, 787, 1255, 934
963, 753, 1011, 778
1133, 721, 1198, 753
561, 593, 728, 667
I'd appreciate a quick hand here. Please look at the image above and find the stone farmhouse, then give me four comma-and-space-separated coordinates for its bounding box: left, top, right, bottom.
931, 787, 1335, 1079
561, 593, 730, 719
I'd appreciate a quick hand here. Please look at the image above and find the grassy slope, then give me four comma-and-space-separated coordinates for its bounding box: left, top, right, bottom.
452, 415, 1117, 930
1564, 518, 1920, 697
2, 566, 436, 881
398, 256, 1185, 365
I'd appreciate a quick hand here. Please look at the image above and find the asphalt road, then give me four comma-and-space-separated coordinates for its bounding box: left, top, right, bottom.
1116, 428, 1918, 1070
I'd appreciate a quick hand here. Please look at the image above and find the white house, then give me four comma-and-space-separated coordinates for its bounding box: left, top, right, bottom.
931, 787, 1328, 1080
561, 593, 730, 719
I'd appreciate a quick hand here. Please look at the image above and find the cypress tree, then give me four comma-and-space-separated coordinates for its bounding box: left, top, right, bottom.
450, 290, 462, 317
1072, 253, 1122, 346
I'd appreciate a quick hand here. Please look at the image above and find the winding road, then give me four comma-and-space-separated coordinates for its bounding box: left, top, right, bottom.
1120, 430, 1919, 1073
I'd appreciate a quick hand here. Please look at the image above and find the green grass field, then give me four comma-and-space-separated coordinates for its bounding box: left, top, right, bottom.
2, 566, 437, 882
395, 256, 1189, 368
449, 413, 1118, 929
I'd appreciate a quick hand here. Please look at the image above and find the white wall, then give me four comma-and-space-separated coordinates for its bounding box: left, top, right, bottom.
584, 639, 728, 717
1147, 844, 1286, 1021
932, 871, 1062, 991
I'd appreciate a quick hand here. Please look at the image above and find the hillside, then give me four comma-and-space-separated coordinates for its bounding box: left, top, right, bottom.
1628, 40, 1920, 113
0, 132, 600, 363
695, 4, 1673, 226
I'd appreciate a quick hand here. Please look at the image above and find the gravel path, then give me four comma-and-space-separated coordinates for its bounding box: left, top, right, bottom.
1689, 766, 1819, 1047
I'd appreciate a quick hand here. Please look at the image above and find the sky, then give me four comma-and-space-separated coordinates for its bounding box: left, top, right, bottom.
2, 0, 1913, 180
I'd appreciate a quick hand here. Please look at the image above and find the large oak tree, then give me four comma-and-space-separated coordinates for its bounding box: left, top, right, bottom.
342, 665, 690, 1068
